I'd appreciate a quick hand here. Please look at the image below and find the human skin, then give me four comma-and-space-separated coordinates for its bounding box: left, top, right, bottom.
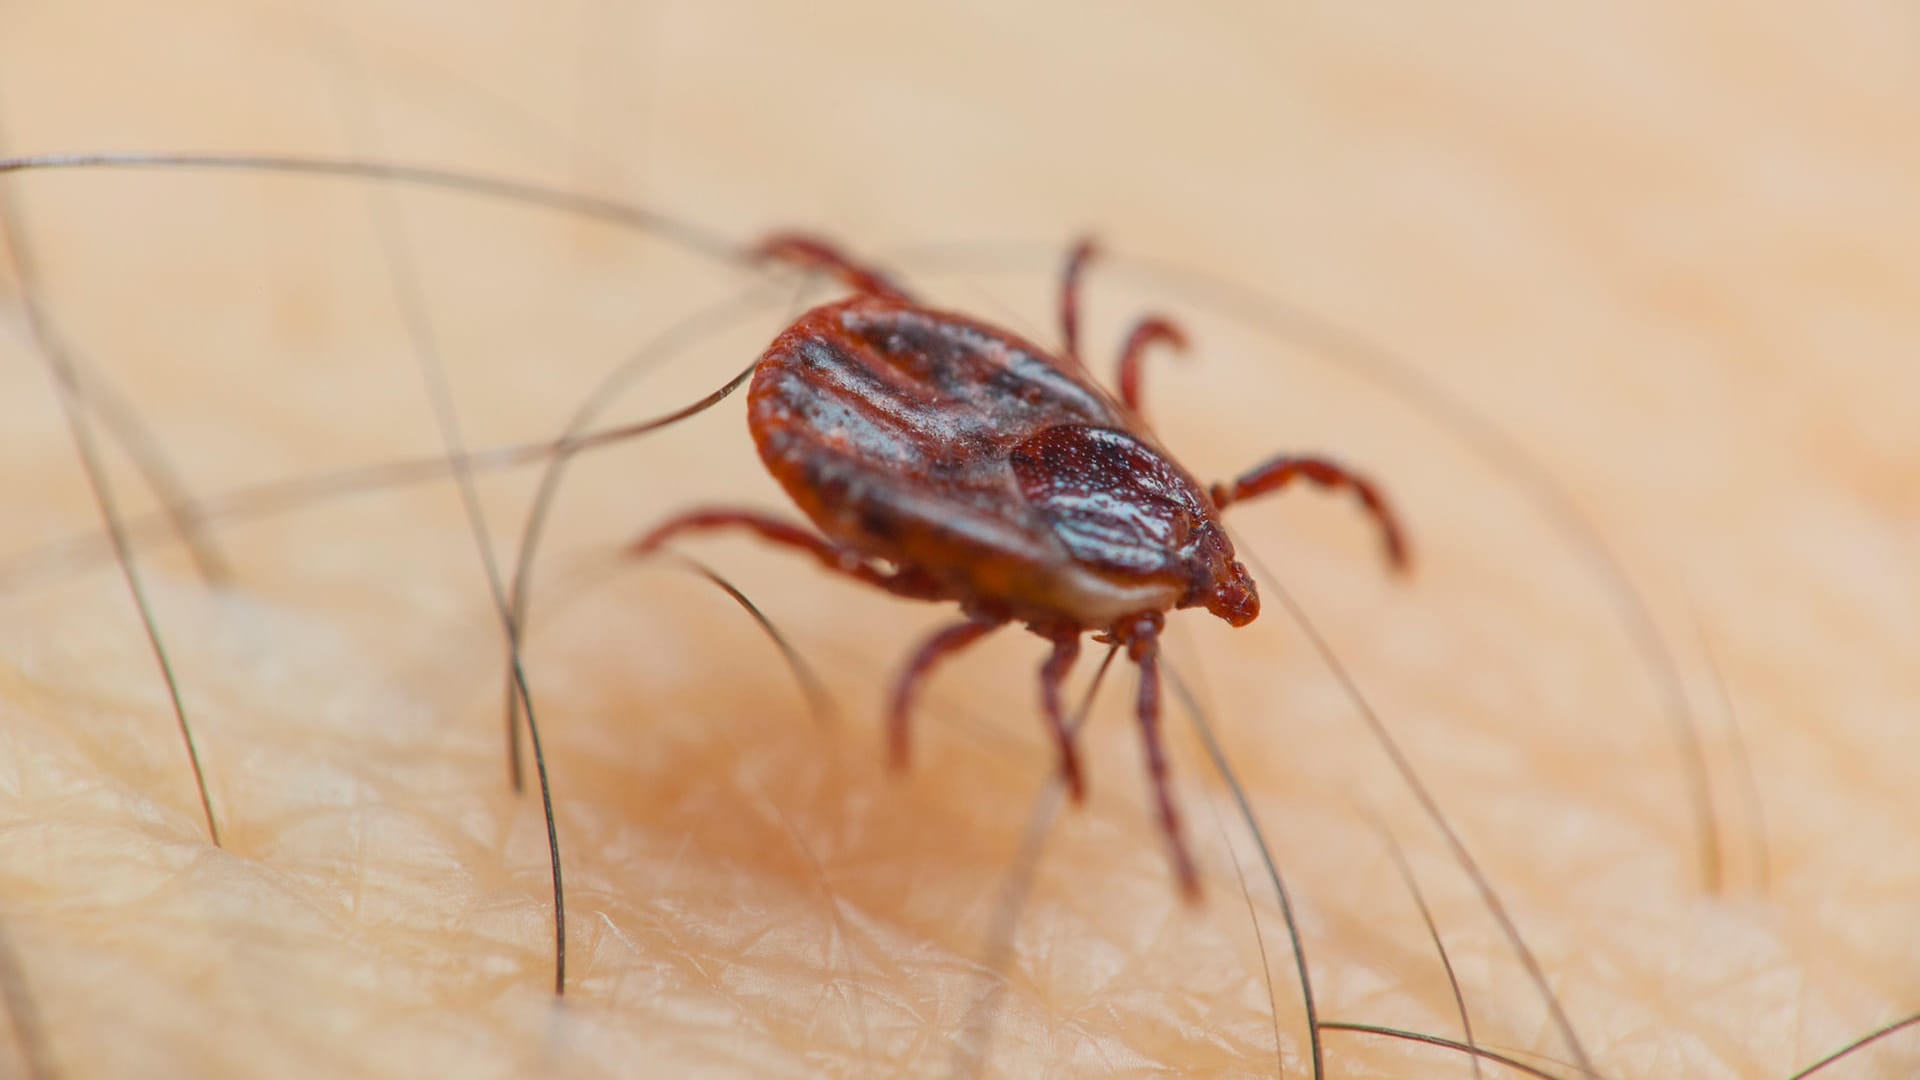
1, 2, 1916, 1077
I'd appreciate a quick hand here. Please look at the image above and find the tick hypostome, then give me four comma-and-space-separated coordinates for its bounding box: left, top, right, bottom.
635, 234, 1410, 895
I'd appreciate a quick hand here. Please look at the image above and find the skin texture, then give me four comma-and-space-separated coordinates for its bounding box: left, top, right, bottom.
1, 2, 1917, 1077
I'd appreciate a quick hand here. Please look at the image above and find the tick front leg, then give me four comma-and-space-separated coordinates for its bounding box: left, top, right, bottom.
751, 233, 914, 302
887, 619, 1004, 770
1114, 315, 1188, 418
631, 508, 942, 600
1123, 613, 1200, 898
1038, 633, 1086, 802
1212, 455, 1411, 572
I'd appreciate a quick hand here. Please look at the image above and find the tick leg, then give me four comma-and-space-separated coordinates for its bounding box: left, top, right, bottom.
1212, 455, 1411, 572
1058, 237, 1098, 364
1125, 614, 1200, 898
887, 619, 1004, 770
1038, 633, 1086, 802
632, 508, 942, 601
1114, 315, 1188, 417
751, 233, 913, 302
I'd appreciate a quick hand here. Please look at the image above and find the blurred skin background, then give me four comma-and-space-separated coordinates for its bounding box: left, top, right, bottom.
1, 2, 1916, 1076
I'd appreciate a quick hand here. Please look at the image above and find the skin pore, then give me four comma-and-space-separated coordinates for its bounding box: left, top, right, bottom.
2, 2, 1917, 1076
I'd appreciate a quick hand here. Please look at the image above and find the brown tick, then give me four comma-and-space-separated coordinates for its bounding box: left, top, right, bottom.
636, 235, 1410, 894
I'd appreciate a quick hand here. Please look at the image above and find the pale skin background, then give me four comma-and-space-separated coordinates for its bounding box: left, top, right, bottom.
0, 2, 1916, 1077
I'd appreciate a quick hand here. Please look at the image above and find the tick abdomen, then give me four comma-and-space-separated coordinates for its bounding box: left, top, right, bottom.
749, 297, 1194, 624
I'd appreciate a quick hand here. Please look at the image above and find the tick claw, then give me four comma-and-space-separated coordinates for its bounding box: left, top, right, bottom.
628, 522, 680, 557
1062, 755, 1086, 803
1384, 529, 1412, 575
1176, 859, 1203, 904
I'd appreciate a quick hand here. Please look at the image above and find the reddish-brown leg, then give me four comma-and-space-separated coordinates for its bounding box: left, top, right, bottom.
1038, 633, 1086, 802
1058, 237, 1098, 365
632, 508, 942, 600
752, 233, 914, 302
1114, 315, 1188, 417
887, 619, 1004, 769
1212, 456, 1412, 572
1123, 612, 1199, 898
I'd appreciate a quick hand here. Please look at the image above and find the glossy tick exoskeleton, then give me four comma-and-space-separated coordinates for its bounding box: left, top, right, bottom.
637, 234, 1411, 895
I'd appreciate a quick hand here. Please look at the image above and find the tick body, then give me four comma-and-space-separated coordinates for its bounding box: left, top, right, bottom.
638, 235, 1409, 894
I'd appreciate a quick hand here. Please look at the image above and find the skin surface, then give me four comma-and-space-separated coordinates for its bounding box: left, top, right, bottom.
1, 2, 1917, 1077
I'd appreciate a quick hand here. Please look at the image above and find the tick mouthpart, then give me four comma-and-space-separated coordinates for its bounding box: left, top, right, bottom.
1204, 560, 1259, 627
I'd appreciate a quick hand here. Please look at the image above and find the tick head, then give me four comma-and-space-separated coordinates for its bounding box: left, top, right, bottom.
1203, 558, 1259, 627
1181, 518, 1258, 626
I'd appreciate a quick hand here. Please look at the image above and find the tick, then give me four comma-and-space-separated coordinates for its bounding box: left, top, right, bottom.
636, 235, 1410, 894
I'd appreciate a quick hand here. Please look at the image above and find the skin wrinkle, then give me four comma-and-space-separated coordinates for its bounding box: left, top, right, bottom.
3, 1, 1918, 1077
723, 747, 873, 1065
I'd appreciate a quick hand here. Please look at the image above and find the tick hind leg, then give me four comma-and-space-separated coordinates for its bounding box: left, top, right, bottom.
1058, 238, 1098, 364
1114, 315, 1188, 418
1055, 238, 1189, 416
1122, 613, 1200, 898
632, 508, 944, 600
887, 619, 1004, 770
752, 233, 913, 302
1038, 632, 1086, 802
634, 509, 1004, 775
1212, 455, 1412, 571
